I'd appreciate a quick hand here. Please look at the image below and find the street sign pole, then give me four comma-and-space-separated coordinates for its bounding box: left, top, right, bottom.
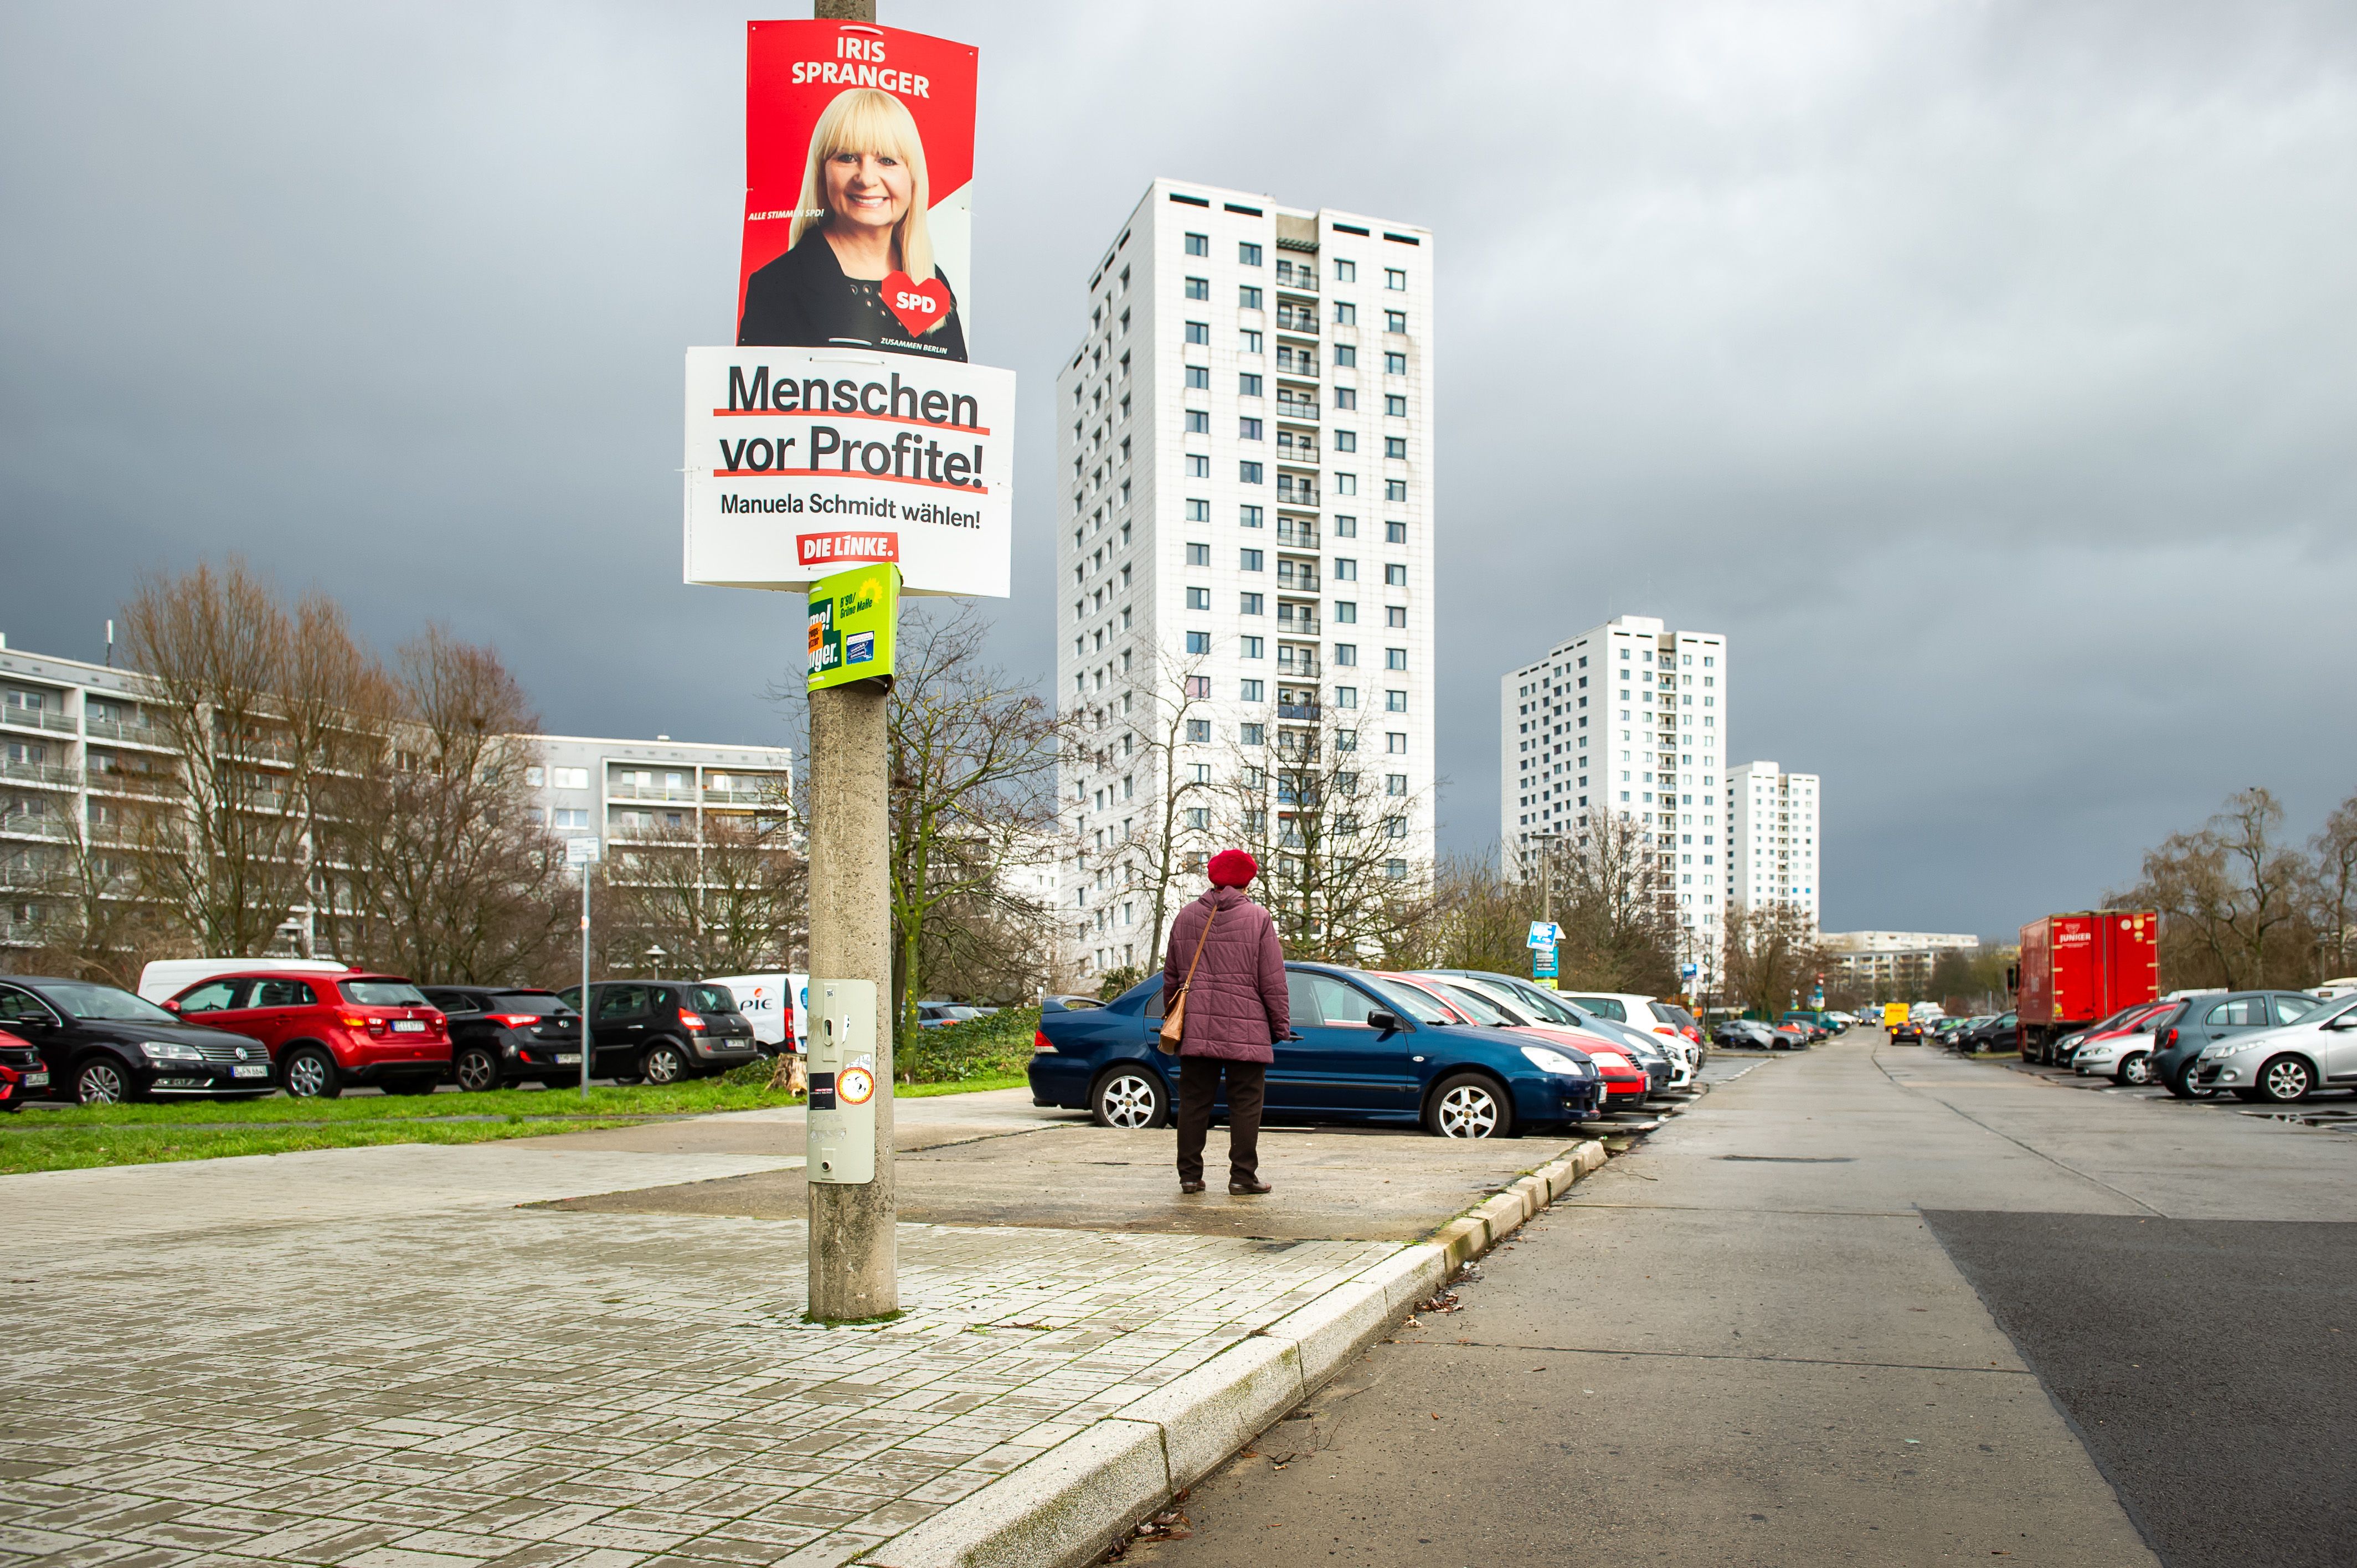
567, 836, 601, 1100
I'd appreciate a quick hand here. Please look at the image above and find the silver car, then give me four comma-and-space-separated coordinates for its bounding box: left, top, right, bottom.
2193, 995, 2357, 1102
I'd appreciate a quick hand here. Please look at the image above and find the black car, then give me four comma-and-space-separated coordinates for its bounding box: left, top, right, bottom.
1951, 1012, 2019, 1054
2147, 991, 2327, 1098
421, 986, 584, 1091
555, 981, 760, 1085
0, 976, 276, 1104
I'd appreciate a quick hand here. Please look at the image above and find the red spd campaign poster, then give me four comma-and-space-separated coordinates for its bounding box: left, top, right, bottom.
737, 19, 977, 360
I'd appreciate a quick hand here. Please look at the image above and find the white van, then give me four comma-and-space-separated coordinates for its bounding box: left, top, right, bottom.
137, 957, 352, 1003
702, 972, 807, 1053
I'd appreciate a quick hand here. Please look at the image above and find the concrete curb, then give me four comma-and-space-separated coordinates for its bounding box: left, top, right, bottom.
859, 1129, 1628, 1568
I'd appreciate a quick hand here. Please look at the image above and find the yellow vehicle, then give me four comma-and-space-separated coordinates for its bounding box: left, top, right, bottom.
1882, 1002, 1911, 1030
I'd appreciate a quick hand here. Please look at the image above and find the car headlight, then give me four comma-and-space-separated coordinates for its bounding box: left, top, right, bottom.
1521, 1045, 1587, 1077
140, 1040, 203, 1062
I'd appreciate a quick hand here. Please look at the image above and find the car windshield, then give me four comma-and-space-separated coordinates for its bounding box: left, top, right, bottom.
2278, 994, 2329, 1023
342, 980, 428, 1007
1433, 983, 1516, 1026
1363, 977, 1461, 1025
689, 985, 740, 1013
42, 982, 179, 1024
493, 991, 571, 1015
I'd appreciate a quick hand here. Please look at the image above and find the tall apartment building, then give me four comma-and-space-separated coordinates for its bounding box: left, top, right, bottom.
1057, 179, 1436, 979
1499, 617, 1731, 969
1727, 761, 1821, 928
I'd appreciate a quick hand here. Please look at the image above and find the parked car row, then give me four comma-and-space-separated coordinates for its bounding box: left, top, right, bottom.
1031, 964, 1704, 1139
0, 965, 762, 1105
1713, 1011, 1854, 1050
2056, 989, 2350, 1102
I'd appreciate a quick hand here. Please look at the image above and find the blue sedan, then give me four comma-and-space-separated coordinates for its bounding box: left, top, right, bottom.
1028, 962, 1605, 1138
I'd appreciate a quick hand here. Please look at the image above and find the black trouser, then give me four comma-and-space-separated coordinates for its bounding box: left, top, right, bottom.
1176, 1056, 1265, 1184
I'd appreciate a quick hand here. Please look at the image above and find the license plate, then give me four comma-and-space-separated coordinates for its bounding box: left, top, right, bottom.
554, 1053, 581, 1065
391, 1020, 426, 1033
231, 1064, 268, 1079
23, 1072, 47, 1087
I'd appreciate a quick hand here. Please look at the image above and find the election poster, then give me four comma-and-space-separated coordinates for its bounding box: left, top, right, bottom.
736, 19, 978, 360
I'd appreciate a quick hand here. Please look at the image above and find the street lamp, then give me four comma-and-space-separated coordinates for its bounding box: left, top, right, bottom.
644, 944, 667, 979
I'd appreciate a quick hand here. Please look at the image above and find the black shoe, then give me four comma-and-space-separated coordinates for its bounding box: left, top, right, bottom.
1229, 1178, 1272, 1195
1180, 1180, 1206, 1194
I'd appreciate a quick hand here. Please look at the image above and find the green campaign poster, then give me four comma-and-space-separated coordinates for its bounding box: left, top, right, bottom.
808, 564, 899, 692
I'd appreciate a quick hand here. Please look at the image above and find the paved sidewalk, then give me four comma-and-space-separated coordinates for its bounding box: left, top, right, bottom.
0, 1101, 1579, 1568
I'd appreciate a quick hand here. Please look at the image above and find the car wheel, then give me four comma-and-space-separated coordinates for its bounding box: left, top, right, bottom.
2115, 1052, 2151, 1086
1090, 1066, 1169, 1129
641, 1041, 692, 1086
452, 1045, 501, 1092
2166, 1064, 2217, 1100
75, 1058, 138, 1105
2257, 1055, 2314, 1104
1427, 1072, 1515, 1139
282, 1046, 341, 1099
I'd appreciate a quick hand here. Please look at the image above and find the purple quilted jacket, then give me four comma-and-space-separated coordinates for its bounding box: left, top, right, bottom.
1161, 885, 1289, 1062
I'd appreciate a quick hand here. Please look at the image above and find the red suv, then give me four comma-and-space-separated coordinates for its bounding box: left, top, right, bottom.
165, 971, 450, 1098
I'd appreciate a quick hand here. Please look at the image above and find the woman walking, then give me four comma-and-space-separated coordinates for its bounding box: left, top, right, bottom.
1162, 849, 1288, 1195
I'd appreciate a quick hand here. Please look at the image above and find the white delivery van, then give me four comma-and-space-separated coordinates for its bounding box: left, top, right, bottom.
137, 957, 352, 1003
702, 973, 807, 1054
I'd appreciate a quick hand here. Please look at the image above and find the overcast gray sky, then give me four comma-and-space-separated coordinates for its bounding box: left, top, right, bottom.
3, 1, 2353, 938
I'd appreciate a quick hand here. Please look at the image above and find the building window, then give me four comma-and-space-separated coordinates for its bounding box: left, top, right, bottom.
1239, 285, 1263, 310
1185, 631, 1212, 654
1334, 601, 1357, 623
1241, 635, 1265, 659
1385, 310, 1407, 333
1185, 365, 1210, 390
1187, 454, 1210, 477
1385, 267, 1406, 290
1334, 430, 1357, 453
1240, 591, 1264, 615
1333, 558, 1357, 580
1185, 409, 1210, 434
1332, 387, 1357, 410
1239, 328, 1262, 353
1387, 733, 1407, 754
1185, 541, 1211, 565
1334, 514, 1357, 537
1384, 563, 1407, 585
1334, 643, 1357, 667
1239, 461, 1264, 483
1182, 676, 1211, 699
1384, 520, 1407, 544
1239, 372, 1263, 396
1239, 416, 1263, 440
1384, 437, 1407, 460
1334, 345, 1357, 369
1240, 548, 1264, 571
1385, 394, 1407, 417
1186, 321, 1209, 344
1185, 719, 1211, 741
554, 808, 589, 829
1386, 690, 1407, 712
1239, 241, 1263, 266
1185, 498, 1209, 522
1333, 473, 1357, 495
1240, 504, 1263, 528
1185, 276, 1208, 300
1334, 302, 1357, 326
1186, 587, 1211, 609
1387, 773, 1407, 796
1384, 479, 1408, 502
1384, 353, 1407, 375
1385, 647, 1407, 670
525, 767, 545, 787
1241, 723, 1265, 746
1386, 605, 1407, 628
552, 767, 589, 790
1335, 685, 1358, 708
1241, 679, 1264, 701
1185, 232, 1208, 256
1335, 259, 1356, 282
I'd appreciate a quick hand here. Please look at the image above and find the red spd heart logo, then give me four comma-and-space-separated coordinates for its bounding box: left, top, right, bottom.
881, 271, 951, 337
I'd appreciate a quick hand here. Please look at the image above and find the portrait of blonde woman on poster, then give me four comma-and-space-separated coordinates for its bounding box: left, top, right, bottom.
736, 86, 969, 360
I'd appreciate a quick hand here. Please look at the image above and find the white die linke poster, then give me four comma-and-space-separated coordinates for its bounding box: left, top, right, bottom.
683, 347, 1015, 596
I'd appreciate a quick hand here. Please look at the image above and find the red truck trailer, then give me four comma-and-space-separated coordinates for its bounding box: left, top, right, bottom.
2017, 910, 2159, 1061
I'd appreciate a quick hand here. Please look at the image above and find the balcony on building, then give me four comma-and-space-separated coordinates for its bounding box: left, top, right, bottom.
1275, 429, 1318, 463
1274, 304, 1319, 336
1275, 559, 1321, 594
1275, 474, 1319, 508
1275, 600, 1320, 637
1274, 259, 1318, 292
1275, 515, 1318, 549
1275, 346, 1319, 378
1274, 395, 1319, 423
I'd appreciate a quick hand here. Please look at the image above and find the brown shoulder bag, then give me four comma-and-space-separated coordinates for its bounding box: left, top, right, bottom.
1157, 905, 1219, 1054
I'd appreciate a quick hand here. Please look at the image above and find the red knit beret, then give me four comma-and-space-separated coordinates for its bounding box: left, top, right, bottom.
1207, 849, 1258, 888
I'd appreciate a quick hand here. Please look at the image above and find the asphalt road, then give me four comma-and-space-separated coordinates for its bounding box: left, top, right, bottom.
1133, 1033, 2357, 1568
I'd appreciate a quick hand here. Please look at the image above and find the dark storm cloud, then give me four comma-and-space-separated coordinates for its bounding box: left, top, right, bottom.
3, 1, 2352, 935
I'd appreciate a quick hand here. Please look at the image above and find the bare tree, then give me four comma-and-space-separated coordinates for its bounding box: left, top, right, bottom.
1413, 851, 1548, 976
1115, 651, 1217, 970
312, 628, 573, 983
2117, 787, 2317, 989
601, 816, 806, 978
1217, 707, 1428, 963
1720, 901, 1825, 1017
2312, 790, 2357, 978
1540, 809, 1681, 994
